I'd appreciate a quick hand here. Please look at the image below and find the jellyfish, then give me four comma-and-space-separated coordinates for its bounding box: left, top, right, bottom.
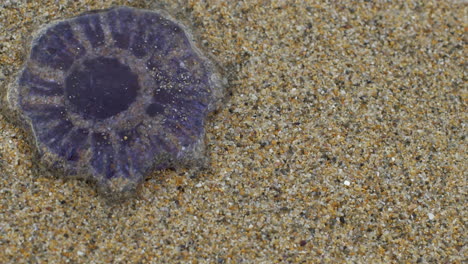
7, 6, 226, 199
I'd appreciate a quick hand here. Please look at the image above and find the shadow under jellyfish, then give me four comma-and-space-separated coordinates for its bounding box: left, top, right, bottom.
7, 6, 226, 199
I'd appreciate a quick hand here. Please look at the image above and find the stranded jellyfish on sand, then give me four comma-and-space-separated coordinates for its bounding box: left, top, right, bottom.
7, 6, 226, 199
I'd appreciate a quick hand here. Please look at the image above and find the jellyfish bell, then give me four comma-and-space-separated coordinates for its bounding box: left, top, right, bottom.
6, 6, 226, 199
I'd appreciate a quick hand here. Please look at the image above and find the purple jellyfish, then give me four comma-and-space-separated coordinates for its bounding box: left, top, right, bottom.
6, 6, 226, 199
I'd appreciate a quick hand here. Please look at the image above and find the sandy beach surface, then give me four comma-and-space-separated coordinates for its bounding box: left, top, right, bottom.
0, 0, 466, 263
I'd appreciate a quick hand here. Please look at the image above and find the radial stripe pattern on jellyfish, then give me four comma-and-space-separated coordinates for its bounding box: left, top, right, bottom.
8, 6, 225, 198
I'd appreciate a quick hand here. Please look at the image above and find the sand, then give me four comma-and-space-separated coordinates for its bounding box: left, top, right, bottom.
0, 0, 466, 263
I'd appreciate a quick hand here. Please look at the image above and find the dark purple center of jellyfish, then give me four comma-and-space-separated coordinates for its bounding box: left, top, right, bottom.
65, 57, 139, 120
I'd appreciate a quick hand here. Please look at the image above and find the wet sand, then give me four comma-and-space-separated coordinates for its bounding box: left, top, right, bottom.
0, 0, 466, 263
